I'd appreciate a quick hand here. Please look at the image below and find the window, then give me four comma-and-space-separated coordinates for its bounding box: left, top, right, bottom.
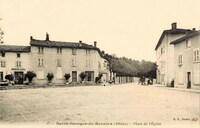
72, 48, 76, 55
72, 59, 76, 67
0, 72, 3, 81
1, 61, 6, 67
38, 47, 44, 53
178, 54, 183, 65
86, 49, 90, 54
98, 62, 101, 69
104, 61, 107, 67
17, 53, 21, 58
186, 39, 191, 48
85, 71, 94, 81
1, 52, 5, 57
161, 46, 165, 55
38, 58, 44, 67
57, 48, 62, 53
16, 61, 21, 67
194, 49, 199, 62
161, 61, 165, 70
57, 59, 62, 67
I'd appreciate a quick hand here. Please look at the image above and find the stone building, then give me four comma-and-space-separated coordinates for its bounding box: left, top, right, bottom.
0, 33, 111, 85
170, 31, 200, 89
155, 23, 196, 86
0, 45, 31, 84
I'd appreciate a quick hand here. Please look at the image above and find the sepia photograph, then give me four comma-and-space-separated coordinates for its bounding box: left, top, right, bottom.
0, 0, 199, 128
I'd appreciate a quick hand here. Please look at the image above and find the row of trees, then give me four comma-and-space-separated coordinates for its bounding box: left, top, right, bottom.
103, 53, 156, 78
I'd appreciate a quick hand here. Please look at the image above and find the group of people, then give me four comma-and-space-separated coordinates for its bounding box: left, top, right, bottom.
138, 76, 153, 85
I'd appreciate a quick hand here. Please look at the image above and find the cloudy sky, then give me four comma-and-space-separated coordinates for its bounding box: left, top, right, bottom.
0, 0, 200, 61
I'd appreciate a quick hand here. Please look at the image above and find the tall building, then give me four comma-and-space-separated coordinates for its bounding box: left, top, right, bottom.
0, 33, 111, 85
170, 31, 200, 89
155, 23, 196, 86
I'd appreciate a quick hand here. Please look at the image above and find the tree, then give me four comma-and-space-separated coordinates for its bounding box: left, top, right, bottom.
0, 18, 4, 44
95, 73, 103, 83
47, 73, 54, 83
79, 72, 87, 82
25, 71, 37, 84
64, 73, 70, 83
103, 52, 156, 78
5, 74, 14, 83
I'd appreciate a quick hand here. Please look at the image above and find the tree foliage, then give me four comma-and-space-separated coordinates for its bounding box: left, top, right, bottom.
103, 52, 156, 78
0, 19, 4, 44
25, 71, 37, 83
5, 74, 14, 81
47, 73, 54, 82
79, 72, 87, 81
64, 73, 70, 81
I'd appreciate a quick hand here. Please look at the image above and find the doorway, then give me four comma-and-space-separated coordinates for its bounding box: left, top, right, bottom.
72, 71, 77, 82
14, 72, 24, 84
187, 72, 191, 89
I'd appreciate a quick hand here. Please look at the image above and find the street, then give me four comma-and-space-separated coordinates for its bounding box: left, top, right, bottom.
0, 83, 199, 126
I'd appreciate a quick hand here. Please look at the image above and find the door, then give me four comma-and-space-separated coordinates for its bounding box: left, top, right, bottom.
85, 71, 94, 82
0, 72, 3, 81
187, 72, 191, 89
72, 71, 77, 82
14, 72, 24, 84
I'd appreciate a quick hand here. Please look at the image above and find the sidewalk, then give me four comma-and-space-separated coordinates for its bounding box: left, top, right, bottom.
150, 84, 200, 94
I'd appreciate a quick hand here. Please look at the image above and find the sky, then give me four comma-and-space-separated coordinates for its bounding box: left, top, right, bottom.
0, 0, 200, 62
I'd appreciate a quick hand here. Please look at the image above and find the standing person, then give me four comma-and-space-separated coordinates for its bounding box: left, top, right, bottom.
138, 76, 142, 85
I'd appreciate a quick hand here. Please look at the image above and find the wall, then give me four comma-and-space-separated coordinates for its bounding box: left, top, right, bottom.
0, 52, 30, 81
156, 33, 186, 86
30, 46, 103, 84
174, 34, 200, 89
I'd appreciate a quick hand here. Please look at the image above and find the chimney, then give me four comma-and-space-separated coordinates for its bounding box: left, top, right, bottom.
30, 36, 33, 41
94, 41, 97, 47
79, 40, 82, 47
46, 32, 49, 41
171, 22, 177, 29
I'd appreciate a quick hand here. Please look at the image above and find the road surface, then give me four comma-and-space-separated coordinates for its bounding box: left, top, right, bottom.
0, 83, 199, 127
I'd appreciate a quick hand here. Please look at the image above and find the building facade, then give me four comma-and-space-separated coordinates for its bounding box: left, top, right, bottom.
155, 23, 196, 86
0, 45, 31, 84
170, 31, 200, 89
0, 34, 111, 85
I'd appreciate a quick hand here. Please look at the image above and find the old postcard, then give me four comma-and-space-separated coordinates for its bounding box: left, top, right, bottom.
0, 0, 199, 128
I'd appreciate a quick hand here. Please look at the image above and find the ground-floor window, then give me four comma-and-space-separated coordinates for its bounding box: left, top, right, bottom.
0, 72, 3, 81
85, 71, 94, 81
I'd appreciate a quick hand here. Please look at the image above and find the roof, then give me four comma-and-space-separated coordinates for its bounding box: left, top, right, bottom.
0, 45, 31, 52
154, 28, 195, 50
170, 31, 200, 45
30, 39, 98, 50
